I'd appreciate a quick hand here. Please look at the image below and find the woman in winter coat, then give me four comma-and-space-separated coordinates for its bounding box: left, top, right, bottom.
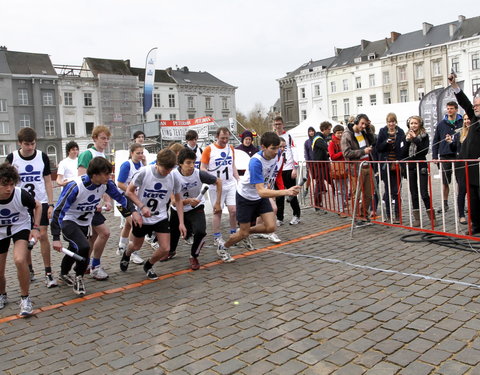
328, 125, 348, 217
402, 115, 433, 227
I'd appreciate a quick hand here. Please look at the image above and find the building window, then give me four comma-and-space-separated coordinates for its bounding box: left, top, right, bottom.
43, 91, 54, 106
355, 77, 361, 89
0, 144, 8, 157
301, 110, 307, 120
451, 57, 460, 73
343, 79, 349, 91
85, 122, 94, 136
66, 122, 75, 137
432, 61, 441, 76
168, 94, 175, 108
169, 114, 177, 120
415, 63, 424, 79
46, 145, 57, 169
356, 96, 363, 107
384, 92, 391, 104
398, 66, 407, 82
383, 71, 390, 85
64, 92, 73, 106
369, 74, 375, 87
155, 113, 162, 120
101, 92, 112, 107
139, 93, 144, 107
188, 96, 194, 109
314, 85, 320, 96
19, 114, 31, 128
331, 100, 337, 117
472, 78, 480, 96
0, 122, 9, 134
472, 53, 480, 70
222, 97, 228, 110
122, 92, 129, 108
300, 87, 306, 99
205, 97, 212, 110
400, 89, 408, 102
18, 89, 29, 105
417, 87, 425, 100
153, 93, 160, 108
343, 99, 350, 116
330, 81, 336, 93
370, 95, 377, 106
286, 89, 292, 101
44, 114, 55, 136
84, 93, 93, 107
0, 99, 7, 112
188, 114, 195, 119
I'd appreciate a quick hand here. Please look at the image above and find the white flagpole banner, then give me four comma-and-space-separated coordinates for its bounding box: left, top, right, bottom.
143, 47, 157, 115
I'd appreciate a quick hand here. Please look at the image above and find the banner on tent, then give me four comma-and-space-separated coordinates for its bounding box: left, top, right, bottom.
159, 116, 214, 140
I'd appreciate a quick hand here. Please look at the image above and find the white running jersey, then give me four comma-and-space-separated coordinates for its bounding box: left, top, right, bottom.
120, 160, 141, 185
185, 144, 203, 169
172, 168, 204, 212
88, 148, 106, 158
204, 144, 235, 188
11, 150, 48, 203
0, 187, 32, 239
63, 176, 106, 225
132, 165, 178, 224
238, 151, 279, 201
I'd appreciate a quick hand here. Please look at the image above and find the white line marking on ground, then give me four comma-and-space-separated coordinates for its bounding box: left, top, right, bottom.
271, 250, 480, 289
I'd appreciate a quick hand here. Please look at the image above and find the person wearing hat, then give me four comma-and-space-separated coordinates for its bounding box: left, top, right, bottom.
235, 130, 259, 158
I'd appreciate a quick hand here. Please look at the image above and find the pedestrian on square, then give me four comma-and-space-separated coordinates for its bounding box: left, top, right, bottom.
56, 141, 79, 190
328, 124, 348, 217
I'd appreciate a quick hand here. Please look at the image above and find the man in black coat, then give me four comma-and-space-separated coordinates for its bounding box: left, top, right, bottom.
449, 73, 480, 234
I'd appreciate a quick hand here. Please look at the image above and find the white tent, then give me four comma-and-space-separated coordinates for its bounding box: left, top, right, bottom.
288, 107, 339, 162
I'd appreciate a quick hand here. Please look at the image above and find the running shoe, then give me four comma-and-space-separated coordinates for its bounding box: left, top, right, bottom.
73, 276, 86, 296
0, 294, 7, 309
45, 273, 58, 288
217, 245, 235, 263
19, 296, 33, 317
91, 265, 109, 280
120, 254, 130, 272
267, 233, 281, 243
241, 236, 255, 250
131, 251, 144, 265
276, 220, 284, 227
289, 216, 301, 225
185, 236, 194, 245
59, 273, 75, 286
160, 251, 176, 262
189, 257, 200, 270
143, 264, 158, 280
30, 269, 36, 282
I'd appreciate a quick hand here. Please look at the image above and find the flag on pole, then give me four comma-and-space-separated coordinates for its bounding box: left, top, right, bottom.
143, 47, 157, 115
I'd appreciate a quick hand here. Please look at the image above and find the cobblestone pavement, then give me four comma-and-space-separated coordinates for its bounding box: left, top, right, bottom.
1, 204, 480, 375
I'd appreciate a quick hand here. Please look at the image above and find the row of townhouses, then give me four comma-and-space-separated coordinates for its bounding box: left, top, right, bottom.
278, 15, 480, 128
0, 47, 237, 169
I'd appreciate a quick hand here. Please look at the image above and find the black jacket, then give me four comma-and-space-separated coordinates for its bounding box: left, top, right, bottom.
432, 114, 463, 159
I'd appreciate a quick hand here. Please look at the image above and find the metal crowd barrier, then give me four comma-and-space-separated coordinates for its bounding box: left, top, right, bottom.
302, 159, 480, 241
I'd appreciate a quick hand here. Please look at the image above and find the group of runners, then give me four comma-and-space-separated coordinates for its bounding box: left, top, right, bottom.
0, 119, 301, 317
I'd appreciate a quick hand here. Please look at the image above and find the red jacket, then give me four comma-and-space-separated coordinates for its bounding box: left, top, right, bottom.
328, 135, 345, 161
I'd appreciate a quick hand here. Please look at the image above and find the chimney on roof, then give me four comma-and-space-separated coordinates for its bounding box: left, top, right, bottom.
124, 59, 131, 68
166, 67, 172, 75
449, 23, 457, 38
182, 66, 189, 73
360, 39, 369, 50
423, 22, 433, 36
458, 15, 466, 23
334, 47, 342, 56
390, 31, 401, 42
0, 46, 7, 51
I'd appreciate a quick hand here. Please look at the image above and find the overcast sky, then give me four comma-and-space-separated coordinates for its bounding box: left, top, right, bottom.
1, 1, 477, 115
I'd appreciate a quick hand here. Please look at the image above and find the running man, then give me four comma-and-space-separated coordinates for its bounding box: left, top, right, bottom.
6, 127, 57, 288
0, 163, 41, 316
201, 127, 239, 246
217, 132, 300, 258
120, 149, 187, 280
51, 157, 140, 295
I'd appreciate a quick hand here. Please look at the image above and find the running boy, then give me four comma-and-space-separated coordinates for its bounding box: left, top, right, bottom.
51, 157, 140, 296
169, 148, 222, 269
217, 132, 300, 256
120, 149, 186, 280
6, 127, 57, 288
0, 163, 41, 316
